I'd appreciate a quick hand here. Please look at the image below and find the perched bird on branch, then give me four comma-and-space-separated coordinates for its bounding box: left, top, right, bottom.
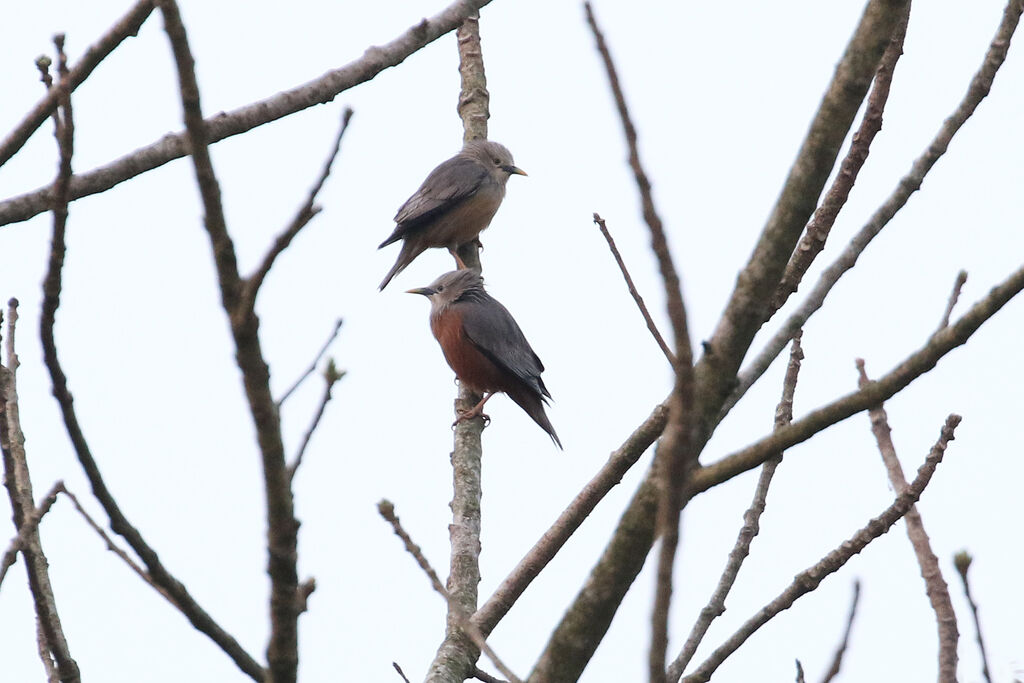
407, 269, 561, 448
378, 140, 526, 290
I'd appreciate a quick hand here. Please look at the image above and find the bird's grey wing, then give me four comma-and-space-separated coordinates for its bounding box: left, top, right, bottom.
461, 296, 550, 399
393, 156, 489, 228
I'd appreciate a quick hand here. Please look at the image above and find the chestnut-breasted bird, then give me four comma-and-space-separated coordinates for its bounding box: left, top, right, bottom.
408, 269, 561, 448
378, 140, 526, 290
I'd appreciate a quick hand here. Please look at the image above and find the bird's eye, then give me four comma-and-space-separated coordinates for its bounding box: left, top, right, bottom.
436, 285, 445, 292
492, 157, 502, 165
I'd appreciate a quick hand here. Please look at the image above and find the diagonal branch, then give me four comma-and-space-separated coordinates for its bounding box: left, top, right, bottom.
37, 16, 264, 681
0, 0, 156, 169
692, 258, 1024, 493
472, 402, 668, 636
771, 5, 911, 314
725, 0, 1023, 420
682, 416, 961, 683
242, 107, 354, 312
0, 0, 494, 229
157, 1, 299, 681
379, 501, 522, 683
857, 359, 958, 682
667, 332, 804, 682
277, 318, 343, 407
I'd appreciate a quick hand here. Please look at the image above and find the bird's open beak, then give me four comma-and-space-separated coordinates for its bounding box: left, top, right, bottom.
504, 165, 528, 177
406, 287, 436, 297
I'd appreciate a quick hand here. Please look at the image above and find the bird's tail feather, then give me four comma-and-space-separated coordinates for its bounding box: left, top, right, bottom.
508, 386, 562, 449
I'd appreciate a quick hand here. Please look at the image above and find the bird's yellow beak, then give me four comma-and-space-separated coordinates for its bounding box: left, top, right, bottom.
406, 287, 436, 297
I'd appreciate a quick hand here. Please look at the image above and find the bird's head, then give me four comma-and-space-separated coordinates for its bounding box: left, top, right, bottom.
464, 140, 527, 180
407, 269, 485, 309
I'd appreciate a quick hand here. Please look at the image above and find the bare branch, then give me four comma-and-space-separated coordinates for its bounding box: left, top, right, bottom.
819, 580, 861, 683
158, 1, 297, 680
378, 501, 523, 683
795, 660, 806, 683
0, 480, 61, 590
725, 0, 1023, 420
937, 270, 968, 331
592, 213, 675, 366
242, 107, 354, 311
0, 0, 494, 229
393, 662, 412, 683
682, 416, 961, 683
0, 0, 156, 169
856, 359, 958, 681
692, 258, 1024, 493
772, 6, 911, 313
473, 667, 509, 683
427, 11, 490, 683
277, 318, 343, 407
472, 402, 668, 636
667, 332, 804, 682
582, 7, 696, 680
288, 360, 346, 481
954, 552, 994, 683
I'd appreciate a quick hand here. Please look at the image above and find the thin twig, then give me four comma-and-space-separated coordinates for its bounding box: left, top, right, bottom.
0, 481, 62, 590
682, 416, 961, 683
288, 360, 345, 481
667, 332, 804, 682
856, 359, 958, 681
378, 501, 523, 683
59, 485, 177, 605
0, 0, 156, 169
277, 318, 343, 407
937, 270, 968, 331
0, 0, 494, 228
954, 552, 994, 683
772, 6, 911, 314
796, 660, 806, 683
724, 0, 1023, 422
592, 213, 675, 366
242, 107, 354, 312
158, 2, 297, 681
819, 580, 861, 683
393, 662, 412, 683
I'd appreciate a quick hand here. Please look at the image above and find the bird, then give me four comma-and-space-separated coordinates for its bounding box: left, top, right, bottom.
378, 140, 526, 290
407, 269, 561, 448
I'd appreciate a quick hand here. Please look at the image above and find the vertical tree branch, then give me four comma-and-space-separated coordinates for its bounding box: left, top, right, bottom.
157, 1, 297, 680
426, 10, 490, 683
581, 6, 696, 680
856, 359, 958, 682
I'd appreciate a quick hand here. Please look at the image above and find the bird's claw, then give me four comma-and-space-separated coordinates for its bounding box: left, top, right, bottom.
453, 408, 490, 428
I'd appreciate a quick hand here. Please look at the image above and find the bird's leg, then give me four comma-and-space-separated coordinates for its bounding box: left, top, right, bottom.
449, 247, 468, 270
454, 392, 494, 427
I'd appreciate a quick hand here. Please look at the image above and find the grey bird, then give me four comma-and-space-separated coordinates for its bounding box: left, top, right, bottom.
378, 140, 526, 290
407, 269, 561, 448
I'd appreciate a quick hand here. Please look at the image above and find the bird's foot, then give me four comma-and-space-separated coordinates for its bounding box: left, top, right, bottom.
453, 407, 490, 427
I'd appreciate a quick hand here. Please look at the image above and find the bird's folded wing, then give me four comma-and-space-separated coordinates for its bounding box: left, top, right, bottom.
392, 157, 489, 228
461, 297, 548, 397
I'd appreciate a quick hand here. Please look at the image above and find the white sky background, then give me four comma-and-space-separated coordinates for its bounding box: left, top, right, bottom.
1, 1, 1022, 681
